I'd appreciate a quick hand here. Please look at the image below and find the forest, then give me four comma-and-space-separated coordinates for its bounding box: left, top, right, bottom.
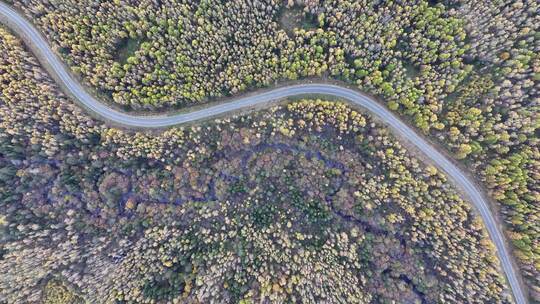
0, 0, 539, 302
8, 0, 538, 299
0, 25, 517, 303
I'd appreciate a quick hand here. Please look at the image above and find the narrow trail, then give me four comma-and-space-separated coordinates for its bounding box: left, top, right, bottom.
0, 2, 527, 303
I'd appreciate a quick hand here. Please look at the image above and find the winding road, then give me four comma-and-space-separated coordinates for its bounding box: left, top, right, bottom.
0, 2, 527, 303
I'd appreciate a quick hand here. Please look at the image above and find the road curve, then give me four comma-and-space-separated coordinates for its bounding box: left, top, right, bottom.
0, 2, 527, 303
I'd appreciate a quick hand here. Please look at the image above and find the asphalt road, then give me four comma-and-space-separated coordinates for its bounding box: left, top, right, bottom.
0, 2, 527, 303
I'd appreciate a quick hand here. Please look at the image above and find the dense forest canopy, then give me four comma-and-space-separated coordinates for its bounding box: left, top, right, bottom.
0, 26, 515, 302
0, 0, 539, 302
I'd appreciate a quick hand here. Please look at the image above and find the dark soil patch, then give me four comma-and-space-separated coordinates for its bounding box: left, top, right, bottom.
114, 37, 144, 65
403, 60, 421, 79
278, 6, 319, 37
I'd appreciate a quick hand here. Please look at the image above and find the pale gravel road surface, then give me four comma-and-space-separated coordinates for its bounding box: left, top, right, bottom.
0, 2, 527, 303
